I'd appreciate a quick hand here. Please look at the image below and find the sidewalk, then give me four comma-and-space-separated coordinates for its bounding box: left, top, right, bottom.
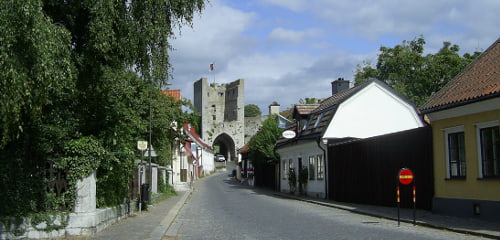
92, 191, 190, 240
273, 192, 500, 239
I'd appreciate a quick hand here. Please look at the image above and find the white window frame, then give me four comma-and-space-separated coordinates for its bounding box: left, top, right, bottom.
282, 160, 288, 180
317, 154, 324, 180
443, 125, 465, 179
308, 156, 316, 180
313, 112, 324, 128
475, 120, 500, 179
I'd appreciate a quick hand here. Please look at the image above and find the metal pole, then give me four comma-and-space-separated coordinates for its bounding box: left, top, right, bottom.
139, 150, 144, 212
413, 183, 416, 225
397, 185, 400, 227
148, 100, 152, 204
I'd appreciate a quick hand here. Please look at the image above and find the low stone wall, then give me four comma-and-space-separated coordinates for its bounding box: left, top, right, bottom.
0, 170, 135, 239
0, 203, 134, 239
0, 202, 134, 239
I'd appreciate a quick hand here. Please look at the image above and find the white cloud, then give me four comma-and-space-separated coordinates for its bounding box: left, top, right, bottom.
169, 0, 500, 113
259, 0, 306, 12
268, 28, 322, 45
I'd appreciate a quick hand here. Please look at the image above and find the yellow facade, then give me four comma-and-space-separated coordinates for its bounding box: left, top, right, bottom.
432, 109, 500, 201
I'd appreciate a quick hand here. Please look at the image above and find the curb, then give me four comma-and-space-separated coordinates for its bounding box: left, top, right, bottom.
274, 193, 500, 240
149, 190, 192, 240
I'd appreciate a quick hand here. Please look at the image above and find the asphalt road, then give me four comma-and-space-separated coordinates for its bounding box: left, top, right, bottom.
166, 165, 486, 240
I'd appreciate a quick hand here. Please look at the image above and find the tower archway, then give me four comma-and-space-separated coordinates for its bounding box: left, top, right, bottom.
213, 133, 236, 161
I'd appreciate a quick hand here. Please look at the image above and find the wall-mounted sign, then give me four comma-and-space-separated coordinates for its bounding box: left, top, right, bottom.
282, 130, 296, 139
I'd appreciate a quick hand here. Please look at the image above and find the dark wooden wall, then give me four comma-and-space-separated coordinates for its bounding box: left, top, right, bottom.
328, 126, 434, 210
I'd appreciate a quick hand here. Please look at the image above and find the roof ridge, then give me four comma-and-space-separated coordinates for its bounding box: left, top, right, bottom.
421, 38, 500, 113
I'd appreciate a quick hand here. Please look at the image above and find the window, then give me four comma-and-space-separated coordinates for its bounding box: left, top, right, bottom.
448, 132, 466, 178
444, 126, 466, 179
282, 160, 288, 179
308, 156, 315, 180
317, 154, 324, 180
479, 125, 500, 177
313, 112, 324, 128
288, 159, 293, 178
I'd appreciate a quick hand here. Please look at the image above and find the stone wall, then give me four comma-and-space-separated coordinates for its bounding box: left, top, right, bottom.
1, 162, 169, 239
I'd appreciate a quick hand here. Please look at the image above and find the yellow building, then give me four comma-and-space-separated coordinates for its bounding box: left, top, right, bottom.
421, 38, 500, 221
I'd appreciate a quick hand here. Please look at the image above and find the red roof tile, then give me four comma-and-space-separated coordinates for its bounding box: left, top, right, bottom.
162, 89, 181, 101
183, 121, 212, 150
238, 142, 250, 153
421, 38, 500, 113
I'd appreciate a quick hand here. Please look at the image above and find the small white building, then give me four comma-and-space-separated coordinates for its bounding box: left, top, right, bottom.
276, 78, 425, 198
183, 121, 215, 176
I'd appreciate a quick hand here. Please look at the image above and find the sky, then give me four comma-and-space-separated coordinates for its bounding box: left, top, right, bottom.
168, 0, 499, 113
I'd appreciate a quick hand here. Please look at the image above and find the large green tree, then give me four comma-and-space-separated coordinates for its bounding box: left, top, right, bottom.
248, 115, 282, 166
354, 37, 481, 106
244, 104, 262, 117
0, 0, 206, 216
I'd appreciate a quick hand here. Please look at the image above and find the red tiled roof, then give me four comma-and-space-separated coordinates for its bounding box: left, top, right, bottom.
294, 104, 320, 115
421, 38, 500, 113
162, 89, 181, 101
183, 121, 212, 150
238, 142, 250, 154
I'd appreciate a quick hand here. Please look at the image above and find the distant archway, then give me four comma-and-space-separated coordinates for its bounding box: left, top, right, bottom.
213, 133, 236, 161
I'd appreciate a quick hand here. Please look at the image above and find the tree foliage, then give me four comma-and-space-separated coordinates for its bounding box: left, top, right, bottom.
299, 98, 319, 104
0, 0, 206, 216
354, 36, 481, 106
244, 104, 262, 117
248, 115, 282, 166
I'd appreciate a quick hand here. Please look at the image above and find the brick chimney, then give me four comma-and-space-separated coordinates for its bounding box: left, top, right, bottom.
331, 78, 350, 95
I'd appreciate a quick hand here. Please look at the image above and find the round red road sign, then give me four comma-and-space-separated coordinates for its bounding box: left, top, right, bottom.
399, 168, 414, 185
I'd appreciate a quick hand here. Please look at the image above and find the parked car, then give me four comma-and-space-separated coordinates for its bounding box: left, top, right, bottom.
215, 154, 226, 162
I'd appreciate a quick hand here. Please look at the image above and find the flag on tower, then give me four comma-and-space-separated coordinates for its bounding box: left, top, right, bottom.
210, 63, 214, 72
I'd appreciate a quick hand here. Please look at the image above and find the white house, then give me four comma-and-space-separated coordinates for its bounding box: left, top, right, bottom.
276, 78, 425, 198
183, 121, 215, 176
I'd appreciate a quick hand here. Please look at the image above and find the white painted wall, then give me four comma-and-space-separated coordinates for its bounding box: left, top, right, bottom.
276, 141, 326, 198
324, 82, 424, 139
200, 149, 215, 174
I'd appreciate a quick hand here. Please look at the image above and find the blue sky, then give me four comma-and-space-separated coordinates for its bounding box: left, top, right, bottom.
169, 0, 499, 113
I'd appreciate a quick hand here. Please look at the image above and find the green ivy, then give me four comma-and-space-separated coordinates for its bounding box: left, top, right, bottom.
55, 136, 106, 210
30, 211, 69, 232
0, 216, 25, 236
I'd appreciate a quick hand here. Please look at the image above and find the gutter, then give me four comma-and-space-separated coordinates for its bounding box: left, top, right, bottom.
316, 137, 328, 200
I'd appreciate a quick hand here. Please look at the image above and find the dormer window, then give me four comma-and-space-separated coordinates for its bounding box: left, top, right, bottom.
302, 118, 310, 131
314, 113, 324, 128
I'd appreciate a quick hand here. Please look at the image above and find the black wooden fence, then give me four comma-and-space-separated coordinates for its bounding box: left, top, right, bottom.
254, 163, 277, 190
328, 126, 434, 210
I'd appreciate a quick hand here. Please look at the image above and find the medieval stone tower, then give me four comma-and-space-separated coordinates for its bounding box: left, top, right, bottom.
193, 78, 245, 161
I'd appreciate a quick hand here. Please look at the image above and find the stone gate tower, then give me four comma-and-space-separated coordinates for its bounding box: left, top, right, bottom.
193, 78, 245, 161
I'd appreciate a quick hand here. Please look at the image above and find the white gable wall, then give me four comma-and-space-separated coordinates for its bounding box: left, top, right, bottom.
324, 82, 424, 139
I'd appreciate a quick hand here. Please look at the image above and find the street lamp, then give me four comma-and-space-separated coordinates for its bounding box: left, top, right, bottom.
144, 144, 157, 203
137, 140, 147, 212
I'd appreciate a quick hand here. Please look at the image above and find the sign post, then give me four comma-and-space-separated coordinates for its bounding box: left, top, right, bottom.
397, 168, 416, 226
137, 141, 147, 212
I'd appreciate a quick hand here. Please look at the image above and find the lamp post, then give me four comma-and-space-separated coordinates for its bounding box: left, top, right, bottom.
137, 141, 147, 212
144, 144, 157, 203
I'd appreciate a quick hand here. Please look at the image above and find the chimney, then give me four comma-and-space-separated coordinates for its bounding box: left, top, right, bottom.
331, 77, 350, 95
269, 102, 280, 115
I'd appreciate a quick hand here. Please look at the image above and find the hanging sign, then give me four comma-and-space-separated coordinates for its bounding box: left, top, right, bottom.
282, 130, 296, 139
